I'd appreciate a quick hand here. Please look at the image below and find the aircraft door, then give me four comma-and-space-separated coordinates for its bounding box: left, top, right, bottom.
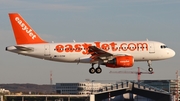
149, 42, 155, 53
44, 45, 51, 57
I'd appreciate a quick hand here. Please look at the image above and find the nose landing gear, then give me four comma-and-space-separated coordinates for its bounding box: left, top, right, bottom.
147, 60, 153, 72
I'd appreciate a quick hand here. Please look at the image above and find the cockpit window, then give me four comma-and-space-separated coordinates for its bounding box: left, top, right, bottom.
160, 45, 168, 49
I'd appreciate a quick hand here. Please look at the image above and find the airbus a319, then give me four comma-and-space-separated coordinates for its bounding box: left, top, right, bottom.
6, 13, 175, 74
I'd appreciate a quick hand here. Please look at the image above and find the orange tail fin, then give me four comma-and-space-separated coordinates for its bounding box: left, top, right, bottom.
9, 13, 47, 45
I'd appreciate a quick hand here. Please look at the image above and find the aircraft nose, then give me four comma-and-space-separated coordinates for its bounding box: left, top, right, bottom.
167, 49, 175, 58
171, 49, 176, 57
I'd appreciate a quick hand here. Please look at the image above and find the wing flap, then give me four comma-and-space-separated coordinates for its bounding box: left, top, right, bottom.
88, 46, 131, 62
88, 46, 113, 62
88, 46, 113, 56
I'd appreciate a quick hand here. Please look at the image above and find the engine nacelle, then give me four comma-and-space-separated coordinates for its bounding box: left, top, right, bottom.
106, 56, 134, 68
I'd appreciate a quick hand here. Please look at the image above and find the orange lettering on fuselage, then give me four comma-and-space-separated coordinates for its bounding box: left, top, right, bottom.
55, 45, 64, 52
65, 44, 73, 52
101, 43, 109, 51
120, 43, 128, 51
109, 42, 117, 51
137, 43, 148, 51
74, 44, 81, 52
94, 42, 101, 48
128, 43, 136, 51
55, 42, 149, 54
82, 43, 92, 54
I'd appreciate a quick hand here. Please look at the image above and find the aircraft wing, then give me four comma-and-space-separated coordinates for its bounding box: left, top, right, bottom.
14, 46, 34, 51
88, 46, 114, 62
88, 46, 130, 62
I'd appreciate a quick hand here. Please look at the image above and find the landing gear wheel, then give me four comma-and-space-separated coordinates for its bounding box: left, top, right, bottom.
89, 68, 95, 74
148, 67, 153, 72
95, 67, 102, 74
147, 60, 153, 73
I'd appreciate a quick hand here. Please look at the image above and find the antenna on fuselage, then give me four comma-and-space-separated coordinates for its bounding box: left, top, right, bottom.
73, 40, 76, 42
146, 39, 149, 41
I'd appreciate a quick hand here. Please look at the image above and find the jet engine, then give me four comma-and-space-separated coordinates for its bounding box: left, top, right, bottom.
105, 56, 134, 68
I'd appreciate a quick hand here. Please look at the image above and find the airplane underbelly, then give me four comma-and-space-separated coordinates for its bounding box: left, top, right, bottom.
133, 53, 164, 61
51, 53, 89, 63
133, 52, 154, 61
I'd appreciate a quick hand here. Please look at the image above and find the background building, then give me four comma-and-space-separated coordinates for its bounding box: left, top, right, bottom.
56, 82, 111, 95
140, 80, 170, 92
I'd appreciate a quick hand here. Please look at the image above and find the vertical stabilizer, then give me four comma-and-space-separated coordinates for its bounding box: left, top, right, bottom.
9, 13, 47, 45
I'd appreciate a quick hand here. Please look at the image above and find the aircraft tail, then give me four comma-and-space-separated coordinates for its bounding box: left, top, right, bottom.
9, 13, 47, 45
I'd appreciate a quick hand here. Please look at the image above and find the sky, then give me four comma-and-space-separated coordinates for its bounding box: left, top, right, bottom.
0, 0, 180, 84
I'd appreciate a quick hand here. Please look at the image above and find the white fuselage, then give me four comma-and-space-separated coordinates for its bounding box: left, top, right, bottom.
6, 41, 175, 64
7, 13, 176, 74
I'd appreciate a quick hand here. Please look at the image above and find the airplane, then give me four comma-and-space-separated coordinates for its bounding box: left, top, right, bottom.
6, 13, 175, 74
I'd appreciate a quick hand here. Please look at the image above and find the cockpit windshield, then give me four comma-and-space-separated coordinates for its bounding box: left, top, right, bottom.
160, 45, 168, 49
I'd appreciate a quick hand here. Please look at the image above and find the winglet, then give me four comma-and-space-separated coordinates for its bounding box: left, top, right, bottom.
9, 13, 47, 45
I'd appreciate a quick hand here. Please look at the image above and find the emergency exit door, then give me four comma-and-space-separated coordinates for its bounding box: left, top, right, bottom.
149, 42, 155, 53
44, 45, 50, 56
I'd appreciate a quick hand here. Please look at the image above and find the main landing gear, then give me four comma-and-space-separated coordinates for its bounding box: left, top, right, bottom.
89, 64, 102, 74
147, 60, 153, 72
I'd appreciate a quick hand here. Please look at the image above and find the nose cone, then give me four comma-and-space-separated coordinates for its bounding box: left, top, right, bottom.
171, 49, 176, 57
167, 49, 175, 58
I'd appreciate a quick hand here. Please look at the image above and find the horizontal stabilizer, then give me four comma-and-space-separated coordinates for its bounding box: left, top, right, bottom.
14, 46, 34, 51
